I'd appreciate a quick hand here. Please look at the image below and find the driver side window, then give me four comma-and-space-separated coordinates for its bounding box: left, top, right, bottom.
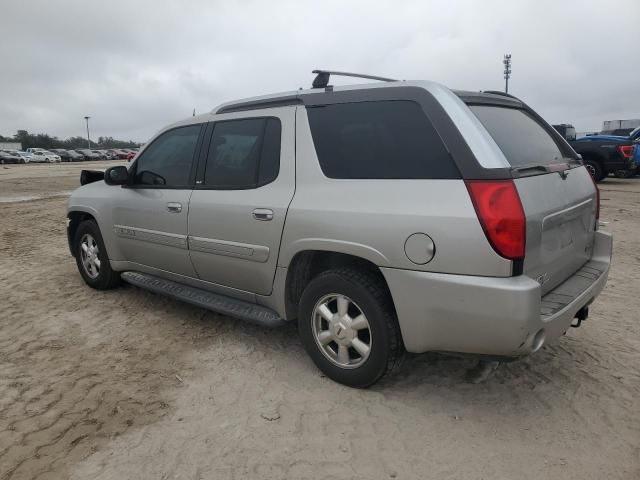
134, 124, 202, 186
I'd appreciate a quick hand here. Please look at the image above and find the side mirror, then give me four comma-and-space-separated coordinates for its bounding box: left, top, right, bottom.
104, 165, 130, 185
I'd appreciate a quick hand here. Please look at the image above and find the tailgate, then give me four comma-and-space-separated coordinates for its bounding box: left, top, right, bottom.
514, 167, 597, 295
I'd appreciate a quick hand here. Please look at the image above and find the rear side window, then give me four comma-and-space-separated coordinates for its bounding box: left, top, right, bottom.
470, 106, 564, 167
204, 118, 281, 188
306, 100, 460, 179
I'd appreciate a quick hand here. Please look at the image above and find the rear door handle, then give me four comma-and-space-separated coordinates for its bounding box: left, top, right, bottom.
167, 202, 182, 213
252, 208, 273, 221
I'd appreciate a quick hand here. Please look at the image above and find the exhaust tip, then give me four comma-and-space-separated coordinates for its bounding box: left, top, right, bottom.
532, 329, 546, 353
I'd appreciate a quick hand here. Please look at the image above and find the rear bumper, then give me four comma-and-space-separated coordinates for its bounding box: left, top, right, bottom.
382, 230, 612, 356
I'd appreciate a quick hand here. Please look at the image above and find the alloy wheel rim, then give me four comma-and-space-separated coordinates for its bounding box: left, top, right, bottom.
80, 233, 101, 279
311, 293, 372, 369
585, 164, 596, 179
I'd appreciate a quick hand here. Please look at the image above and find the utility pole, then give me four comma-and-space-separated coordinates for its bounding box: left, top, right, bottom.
503, 54, 512, 94
84, 116, 91, 148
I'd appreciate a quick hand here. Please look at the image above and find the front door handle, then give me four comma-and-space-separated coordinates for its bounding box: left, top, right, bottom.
252, 208, 273, 221
167, 202, 182, 213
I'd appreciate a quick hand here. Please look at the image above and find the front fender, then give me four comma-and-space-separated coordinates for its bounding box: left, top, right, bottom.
67, 183, 121, 262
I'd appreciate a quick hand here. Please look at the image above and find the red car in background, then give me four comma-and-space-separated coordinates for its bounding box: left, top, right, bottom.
107, 149, 129, 160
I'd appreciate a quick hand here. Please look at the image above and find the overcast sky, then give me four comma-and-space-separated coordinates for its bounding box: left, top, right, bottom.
1, 0, 638, 142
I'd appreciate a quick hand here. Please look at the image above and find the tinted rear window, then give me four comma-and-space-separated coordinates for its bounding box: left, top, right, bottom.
306, 100, 460, 179
470, 105, 564, 167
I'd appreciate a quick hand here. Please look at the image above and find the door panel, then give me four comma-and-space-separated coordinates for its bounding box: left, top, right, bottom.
112, 188, 196, 276
111, 123, 204, 277
187, 107, 296, 295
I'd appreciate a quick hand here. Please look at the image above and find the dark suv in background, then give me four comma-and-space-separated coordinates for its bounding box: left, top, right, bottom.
553, 124, 636, 180
76, 149, 101, 160
50, 149, 85, 162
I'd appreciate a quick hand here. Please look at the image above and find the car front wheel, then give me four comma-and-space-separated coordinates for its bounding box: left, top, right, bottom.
298, 268, 403, 388
73, 220, 121, 290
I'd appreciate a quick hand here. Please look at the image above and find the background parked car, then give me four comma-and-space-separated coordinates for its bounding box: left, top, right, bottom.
49, 149, 75, 162
29, 151, 61, 163
553, 124, 636, 181
0, 151, 24, 164
52, 149, 86, 161
66, 150, 86, 161
76, 149, 101, 160
91, 150, 108, 160
16, 151, 33, 162
107, 149, 129, 159
102, 150, 119, 160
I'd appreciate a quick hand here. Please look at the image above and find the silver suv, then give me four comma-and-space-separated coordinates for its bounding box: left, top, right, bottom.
67, 71, 612, 387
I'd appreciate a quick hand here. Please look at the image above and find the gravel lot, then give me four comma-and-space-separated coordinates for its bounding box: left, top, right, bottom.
1, 161, 638, 480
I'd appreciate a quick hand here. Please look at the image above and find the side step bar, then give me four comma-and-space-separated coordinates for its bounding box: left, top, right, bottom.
121, 271, 286, 328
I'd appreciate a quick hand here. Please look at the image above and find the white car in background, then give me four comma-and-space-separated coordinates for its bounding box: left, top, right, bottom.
16, 151, 33, 162
29, 151, 61, 163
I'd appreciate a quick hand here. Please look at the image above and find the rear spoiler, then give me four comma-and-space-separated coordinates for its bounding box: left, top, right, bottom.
80, 170, 105, 185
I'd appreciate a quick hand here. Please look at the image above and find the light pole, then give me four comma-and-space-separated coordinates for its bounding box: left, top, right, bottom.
84, 116, 91, 148
503, 54, 512, 94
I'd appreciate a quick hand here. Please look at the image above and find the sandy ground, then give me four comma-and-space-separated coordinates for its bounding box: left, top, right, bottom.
0, 162, 638, 480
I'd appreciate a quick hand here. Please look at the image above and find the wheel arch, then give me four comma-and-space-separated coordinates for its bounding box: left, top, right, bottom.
67, 208, 99, 256
579, 150, 606, 168
283, 250, 395, 321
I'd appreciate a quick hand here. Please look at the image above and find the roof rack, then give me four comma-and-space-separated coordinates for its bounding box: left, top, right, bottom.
312, 69, 398, 89
482, 90, 519, 99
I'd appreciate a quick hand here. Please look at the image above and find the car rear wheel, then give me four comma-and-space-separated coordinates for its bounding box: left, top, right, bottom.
583, 160, 603, 182
298, 268, 403, 388
73, 220, 121, 290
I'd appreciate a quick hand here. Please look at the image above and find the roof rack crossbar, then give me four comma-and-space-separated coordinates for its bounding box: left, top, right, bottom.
482, 90, 519, 99
312, 69, 397, 89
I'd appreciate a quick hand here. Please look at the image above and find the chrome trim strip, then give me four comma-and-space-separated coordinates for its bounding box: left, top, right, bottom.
542, 198, 593, 230
188, 236, 270, 263
113, 225, 188, 249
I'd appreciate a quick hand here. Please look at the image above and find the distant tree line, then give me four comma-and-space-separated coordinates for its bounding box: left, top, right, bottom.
0, 130, 141, 150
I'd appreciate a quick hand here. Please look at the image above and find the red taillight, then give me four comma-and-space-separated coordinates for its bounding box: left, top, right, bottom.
465, 180, 526, 260
617, 145, 634, 158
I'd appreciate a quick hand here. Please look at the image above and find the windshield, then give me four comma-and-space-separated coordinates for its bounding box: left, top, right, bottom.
630, 126, 640, 141
469, 105, 565, 167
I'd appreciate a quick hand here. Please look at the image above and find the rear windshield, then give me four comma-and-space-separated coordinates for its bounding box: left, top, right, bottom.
470, 105, 564, 167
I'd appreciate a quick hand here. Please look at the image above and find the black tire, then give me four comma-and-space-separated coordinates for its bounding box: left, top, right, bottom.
73, 220, 121, 290
583, 160, 603, 182
298, 268, 403, 388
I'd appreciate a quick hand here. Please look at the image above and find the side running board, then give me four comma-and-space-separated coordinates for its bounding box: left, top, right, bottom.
121, 271, 286, 328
